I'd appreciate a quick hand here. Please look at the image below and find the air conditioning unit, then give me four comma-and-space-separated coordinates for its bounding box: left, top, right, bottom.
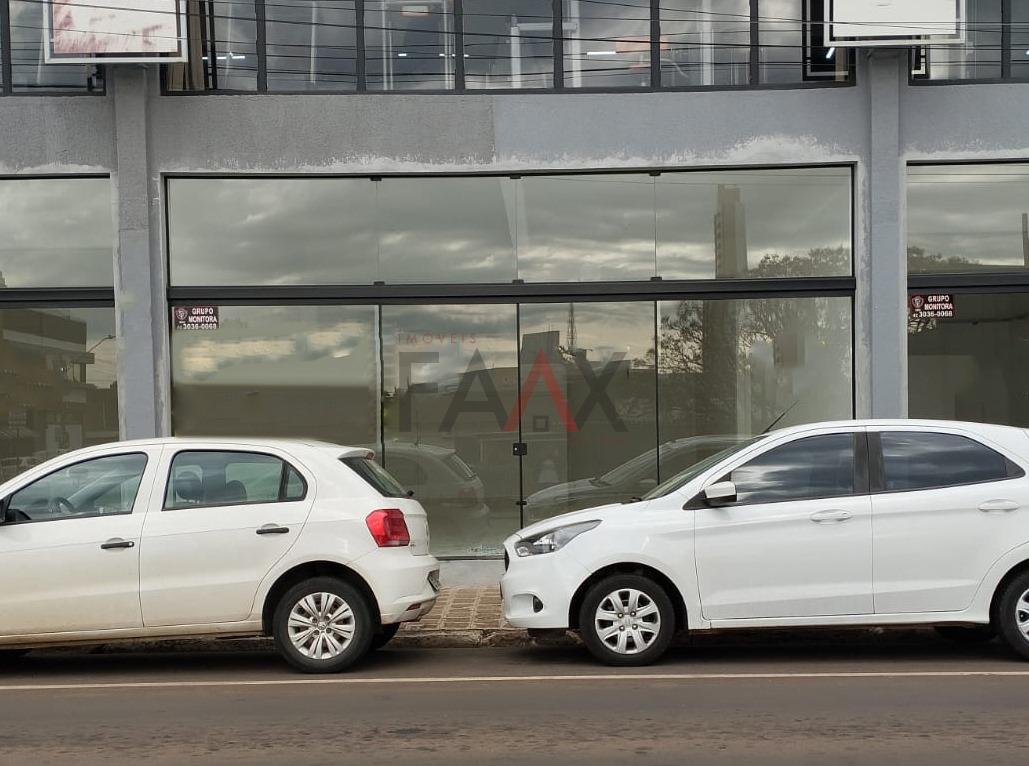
827, 0, 965, 47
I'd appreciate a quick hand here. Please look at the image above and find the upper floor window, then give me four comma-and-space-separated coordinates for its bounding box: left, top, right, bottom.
165, 0, 852, 94
0, 1, 104, 95
913, 0, 1024, 82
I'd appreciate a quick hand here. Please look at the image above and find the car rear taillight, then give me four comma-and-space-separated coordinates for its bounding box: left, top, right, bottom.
365, 509, 411, 547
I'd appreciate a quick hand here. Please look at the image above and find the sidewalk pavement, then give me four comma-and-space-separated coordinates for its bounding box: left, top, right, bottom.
396, 586, 540, 648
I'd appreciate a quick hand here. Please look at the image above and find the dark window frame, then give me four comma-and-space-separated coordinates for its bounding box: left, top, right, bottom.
868, 430, 1026, 495
1, 452, 150, 525
162, 449, 310, 511
0, 0, 106, 96
162, 0, 854, 95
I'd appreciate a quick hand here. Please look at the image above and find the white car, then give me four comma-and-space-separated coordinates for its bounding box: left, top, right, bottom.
502, 420, 1029, 666
0, 438, 439, 673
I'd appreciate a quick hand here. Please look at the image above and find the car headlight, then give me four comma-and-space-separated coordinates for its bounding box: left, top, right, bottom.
514, 520, 601, 557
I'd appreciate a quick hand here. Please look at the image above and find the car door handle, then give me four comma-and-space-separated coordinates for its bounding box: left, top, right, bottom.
978, 500, 1019, 513
810, 510, 852, 523
256, 524, 291, 535
100, 538, 135, 550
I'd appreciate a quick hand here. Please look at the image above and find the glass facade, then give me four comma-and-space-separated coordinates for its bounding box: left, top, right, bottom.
908, 164, 1029, 274
168, 169, 854, 557
166, 0, 852, 93
1, 1, 104, 94
0, 178, 115, 287
168, 168, 852, 286
914, 0, 1026, 82
0, 177, 118, 482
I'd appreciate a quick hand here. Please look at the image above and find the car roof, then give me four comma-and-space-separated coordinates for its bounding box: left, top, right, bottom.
769, 419, 1027, 438
56, 437, 372, 461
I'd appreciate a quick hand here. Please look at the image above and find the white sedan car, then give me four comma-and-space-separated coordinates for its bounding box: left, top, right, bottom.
502, 420, 1029, 666
0, 439, 439, 673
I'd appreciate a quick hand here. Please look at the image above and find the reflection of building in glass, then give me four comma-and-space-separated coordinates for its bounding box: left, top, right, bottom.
0, 298, 118, 479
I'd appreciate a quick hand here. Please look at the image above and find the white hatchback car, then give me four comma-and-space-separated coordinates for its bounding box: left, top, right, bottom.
502, 420, 1029, 666
0, 439, 439, 673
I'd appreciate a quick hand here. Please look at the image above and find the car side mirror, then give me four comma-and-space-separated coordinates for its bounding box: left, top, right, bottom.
703, 481, 737, 506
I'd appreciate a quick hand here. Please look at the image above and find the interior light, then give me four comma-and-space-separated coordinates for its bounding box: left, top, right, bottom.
585, 51, 618, 57
398, 52, 408, 57
826, 47, 836, 59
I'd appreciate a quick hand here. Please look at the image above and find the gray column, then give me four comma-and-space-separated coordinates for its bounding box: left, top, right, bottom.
866, 50, 908, 418
112, 66, 164, 439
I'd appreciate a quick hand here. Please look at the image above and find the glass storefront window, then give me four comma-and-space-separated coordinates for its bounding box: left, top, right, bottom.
517, 174, 658, 282
562, 0, 651, 88
660, 0, 750, 87
375, 176, 518, 283
170, 305, 379, 446
168, 168, 852, 286
656, 168, 852, 279
1013, 2, 1029, 79
7, 0, 101, 92
657, 296, 853, 478
266, 1, 359, 91
908, 164, 1029, 274
365, 0, 458, 90
463, 0, 554, 89
0, 178, 114, 288
908, 293, 1029, 427
381, 304, 521, 557
0, 308, 119, 483
167, 178, 378, 286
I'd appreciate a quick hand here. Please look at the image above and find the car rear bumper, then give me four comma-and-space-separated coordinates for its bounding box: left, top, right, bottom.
356, 549, 441, 625
500, 539, 590, 629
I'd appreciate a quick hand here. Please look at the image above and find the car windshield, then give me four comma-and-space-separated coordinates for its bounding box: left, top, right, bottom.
641, 436, 765, 500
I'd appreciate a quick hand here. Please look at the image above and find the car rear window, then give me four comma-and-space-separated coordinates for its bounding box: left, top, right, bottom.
342, 456, 408, 498
445, 453, 476, 480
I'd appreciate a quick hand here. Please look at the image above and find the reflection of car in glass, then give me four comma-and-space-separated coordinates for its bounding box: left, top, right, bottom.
0, 439, 439, 673
524, 436, 748, 525
503, 420, 1029, 667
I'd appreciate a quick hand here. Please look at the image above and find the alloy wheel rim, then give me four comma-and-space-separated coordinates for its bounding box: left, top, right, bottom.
594, 588, 661, 655
1017, 588, 1029, 641
288, 592, 356, 660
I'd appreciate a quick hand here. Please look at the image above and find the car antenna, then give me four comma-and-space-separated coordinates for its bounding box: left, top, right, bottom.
760, 400, 800, 434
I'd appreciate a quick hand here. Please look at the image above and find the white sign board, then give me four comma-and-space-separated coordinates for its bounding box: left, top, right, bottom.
45, 0, 187, 63
828, 0, 965, 47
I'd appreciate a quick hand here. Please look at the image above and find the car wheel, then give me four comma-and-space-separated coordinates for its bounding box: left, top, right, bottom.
370, 623, 401, 652
997, 572, 1029, 661
272, 577, 374, 673
579, 574, 675, 667
934, 625, 995, 643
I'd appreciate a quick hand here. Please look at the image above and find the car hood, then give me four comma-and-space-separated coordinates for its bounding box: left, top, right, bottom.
512, 500, 649, 541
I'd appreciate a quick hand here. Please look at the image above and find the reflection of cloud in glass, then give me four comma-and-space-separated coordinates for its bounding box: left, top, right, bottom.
909, 166, 1029, 268
0, 179, 113, 288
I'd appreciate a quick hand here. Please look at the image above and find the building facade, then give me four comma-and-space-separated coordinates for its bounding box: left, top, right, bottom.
1, 1, 1028, 578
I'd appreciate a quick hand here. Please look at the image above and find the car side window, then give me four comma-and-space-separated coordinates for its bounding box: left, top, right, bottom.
164, 451, 307, 510
879, 432, 1021, 492
729, 434, 857, 505
5, 453, 148, 524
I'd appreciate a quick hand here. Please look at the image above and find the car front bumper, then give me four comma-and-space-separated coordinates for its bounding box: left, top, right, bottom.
500, 538, 591, 630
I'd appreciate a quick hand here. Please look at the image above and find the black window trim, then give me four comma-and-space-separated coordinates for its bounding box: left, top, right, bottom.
868, 429, 1026, 495
162, 449, 309, 511
161, 0, 855, 96
1, 451, 150, 526
909, 0, 1020, 86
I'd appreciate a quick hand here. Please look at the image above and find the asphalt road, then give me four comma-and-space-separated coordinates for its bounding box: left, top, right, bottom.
2, 636, 1029, 765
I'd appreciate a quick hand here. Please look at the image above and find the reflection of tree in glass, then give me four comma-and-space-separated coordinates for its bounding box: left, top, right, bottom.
644, 247, 852, 435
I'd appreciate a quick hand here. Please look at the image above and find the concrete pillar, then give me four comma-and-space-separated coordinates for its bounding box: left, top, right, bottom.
866, 50, 908, 418
112, 66, 165, 439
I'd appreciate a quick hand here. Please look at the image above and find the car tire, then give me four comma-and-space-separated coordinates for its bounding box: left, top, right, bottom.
934, 625, 995, 643
272, 577, 375, 674
996, 571, 1029, 661
370, 623, 401, 652
0, 649, 29, 664
578, 574, 675, 667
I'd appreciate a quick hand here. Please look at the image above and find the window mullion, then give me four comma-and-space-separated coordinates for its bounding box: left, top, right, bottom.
256, 0, 268, 92
749, 0, 761, 86
1002, 0, 1012, 80
650, 0, 660, 88
2, 0, 14, 94
454, 0, 465, 90
553, 0, 564, 89
356, 0, 367, 91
